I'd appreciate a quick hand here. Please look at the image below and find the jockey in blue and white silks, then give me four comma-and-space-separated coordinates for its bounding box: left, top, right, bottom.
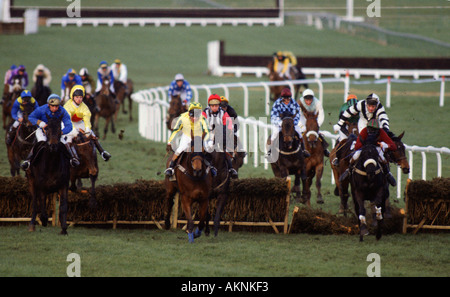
167, 73, 192, 107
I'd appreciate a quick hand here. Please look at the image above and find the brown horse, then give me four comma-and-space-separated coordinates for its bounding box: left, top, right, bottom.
31, 74, 51, 106
125, 79, 134, 122
62, 80, 76, 106
164, 136, 213, 243
69, 132, 99, 209
330, 121, 359, 216
94, 77, 116, 139
269, 114, 306, 200
26, 114, 71, 234
299, 107, 326, 206
267, 60, 308, 101
6, 104, 37, 176
113, 79, 134, 122
166, 94, 187, 131
2, 79, 22, 129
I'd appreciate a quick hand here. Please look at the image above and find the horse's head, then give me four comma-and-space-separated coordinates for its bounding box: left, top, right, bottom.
12, 79, 22, 92
346, 121, 359, 136
303, 110, 320, 148
45, 114, 63, 151
388, 132, 410, 174
190, 136, 205, 178
281, 114, 295, 150
100, 77, 111, 96
357, 144, 382, 182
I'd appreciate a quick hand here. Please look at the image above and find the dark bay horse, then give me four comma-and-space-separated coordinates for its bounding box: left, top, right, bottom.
299, 108, 325, 206
69, 132, 99, 209
385, 132, 410, 175
349, 144, 388, 241
269, 115, 306, 201
166, 95, 187, 131
62, 80, 76, 106
6, 103, 36, 176
94, 77, 116, 139
164, 136, 213, 243
31, 75, 51, 106
2, 79, 22, 129
330, 121, 359, 216
267, 60, 308, 101
26, 114, 71, 234
113, 80, 131, 122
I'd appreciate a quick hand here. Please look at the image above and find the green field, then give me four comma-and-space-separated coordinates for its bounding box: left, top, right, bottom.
0, 2, 449, 277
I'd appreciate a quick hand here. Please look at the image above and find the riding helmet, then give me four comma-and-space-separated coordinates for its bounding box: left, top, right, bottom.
47, 94, 61, 106
208, 94, 221, 105
70, 85, 85, 99
20, 90, 32, 98
280, 88, 292, 98
367, 118, 380, 129
366, 93, 380, 106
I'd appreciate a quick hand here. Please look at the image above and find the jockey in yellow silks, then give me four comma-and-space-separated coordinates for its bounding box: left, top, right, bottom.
164, 102, 213, 176
63, 85, 111, 161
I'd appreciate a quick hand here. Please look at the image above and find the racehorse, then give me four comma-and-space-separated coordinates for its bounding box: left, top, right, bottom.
113, 80, 127, 122
267, 60, 308, 101
94, 77, 116, 139
166, 94, 187, 131
6, 103, 36, 176
299, 107, 325, 206
164, 136, 213, 243
83, 94, 97, 130
385, 132, 410, 175
2, 79, 22, 129
31, 74, 51, 106
69, 132, 99, 210
26, 114, 71, 235
330, 121, 359, 216
268, 114, 306, 201
349, 144, 388, 241
62, 80, 76, 106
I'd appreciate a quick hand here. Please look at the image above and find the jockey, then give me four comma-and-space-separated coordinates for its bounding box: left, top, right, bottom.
60, 68, 82, 99
32, 64, 52, 87
266, 87, 310, 158
2, 65, 17, 103
298, 88, 330, 157
111, 59, 128, 85
331, 94, 359, 166
203, 94, 238, 179
6, 90, 39, 145
63, 85, 111, 162
164, 102, 213, 177
339, 119, 397, 187
167, 73, 193, 107
79, 68, 95, 97
334, 93, 391, 138
21, 94, 80, 170
272, 51, 297, 80
7, 65, 28, 93
220, 95, 239, 134
95, 61, 115, 95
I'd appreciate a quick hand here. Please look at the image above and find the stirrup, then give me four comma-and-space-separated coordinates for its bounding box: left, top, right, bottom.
164, 167, 174, 176
210, 166, 217, 177
229, 168, 238, 179
70, 158, 80, 167
324, 149, 330, 157
20, 160, 30, 170
332, 158, 339, 167
101, 151, 111, 161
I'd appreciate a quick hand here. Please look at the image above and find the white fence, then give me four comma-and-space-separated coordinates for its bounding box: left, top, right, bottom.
207, 40, 450, 80
132, 80, 449, 198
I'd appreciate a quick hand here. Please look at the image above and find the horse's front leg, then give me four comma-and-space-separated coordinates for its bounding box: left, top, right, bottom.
315, 164, 324, 204
88, 174, 98, 210
194, 197, 209, 239
164, 183, 177, 230
214, 193, 228, 237
181, 195, 194, 243
29, 189, 38, 232
354, 191, 368, 241
40, 193, 48, 227
59, 188, 69, 235
103, 117, 110, 140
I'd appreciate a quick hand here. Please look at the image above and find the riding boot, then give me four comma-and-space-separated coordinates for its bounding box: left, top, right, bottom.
382, 162, 397, 187
20, 146, 34, 170
65, 143, 80, 167
332, 157, 339, 167
5, 126, 17, 145
226, 155, 238, 179
164, 160, 176, 176
300, 138, 311, 158
319, 134, 330, 157
92, 137, 111, 161
339, 158, 355, 183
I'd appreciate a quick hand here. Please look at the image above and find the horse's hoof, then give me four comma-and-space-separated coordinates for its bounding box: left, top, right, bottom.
194, 228, 202, 239
316, 196, 324, 204
188, 232, 194, 243
60, 229, 68, 235
28, 225, 35, 232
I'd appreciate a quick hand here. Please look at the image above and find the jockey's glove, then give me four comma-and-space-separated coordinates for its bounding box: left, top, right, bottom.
333, 124, 340, 133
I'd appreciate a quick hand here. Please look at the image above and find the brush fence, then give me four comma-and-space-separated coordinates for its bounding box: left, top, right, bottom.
0, 176, 292, 234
